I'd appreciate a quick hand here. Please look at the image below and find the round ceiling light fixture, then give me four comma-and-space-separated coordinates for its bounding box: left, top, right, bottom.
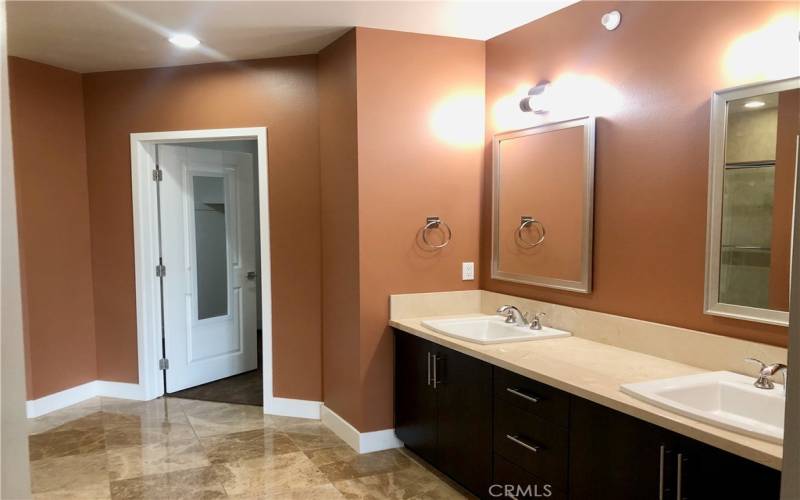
743, 100, 766, 109
601, 10, 622, 31
168, 33, 201, 49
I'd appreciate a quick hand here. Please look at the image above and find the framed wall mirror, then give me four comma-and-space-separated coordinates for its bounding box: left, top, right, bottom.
705, 77, 800, 326
491, 116, 596, 293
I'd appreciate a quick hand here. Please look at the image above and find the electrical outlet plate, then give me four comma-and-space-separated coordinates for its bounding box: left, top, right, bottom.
462, 262, 475, 280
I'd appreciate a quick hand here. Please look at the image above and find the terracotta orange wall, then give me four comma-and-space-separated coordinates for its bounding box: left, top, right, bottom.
82, 57, 323, 399
8, 57, 98, 399
354, 28, 485, 431
482, 1, 798, 347
319, 30, 362, 427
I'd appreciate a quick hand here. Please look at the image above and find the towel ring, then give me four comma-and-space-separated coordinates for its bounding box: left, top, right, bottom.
517, 216, 545, 248
421, 216, 452, 249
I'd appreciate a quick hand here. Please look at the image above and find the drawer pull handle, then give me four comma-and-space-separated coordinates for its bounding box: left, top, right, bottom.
506, 433, 540, 453
658, 444, 665, 500
676, 452, 685, 500
506, 387, 540, 403
426, 352, 431, 386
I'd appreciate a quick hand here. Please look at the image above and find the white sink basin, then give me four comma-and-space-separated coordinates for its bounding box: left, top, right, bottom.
421, 315, 571, 345
621, 371, 785, 443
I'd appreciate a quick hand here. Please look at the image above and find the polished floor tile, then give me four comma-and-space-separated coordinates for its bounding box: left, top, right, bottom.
106, 438, 211, 481
29, 424, 106, 461
213, 451, 330, 496
201, 428, 299, 464
110, 466, 227, 499
28, 397, 468, 499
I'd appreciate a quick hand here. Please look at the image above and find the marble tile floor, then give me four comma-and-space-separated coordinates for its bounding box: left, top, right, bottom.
27, 397, 471, 499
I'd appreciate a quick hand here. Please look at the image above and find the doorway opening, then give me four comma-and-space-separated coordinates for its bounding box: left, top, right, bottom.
160, 140, 262, 405
130, 128, 272, 409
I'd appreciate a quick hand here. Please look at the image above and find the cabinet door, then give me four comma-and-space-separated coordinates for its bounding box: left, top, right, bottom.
436, 345, 493, 497
677, 437, 780, 500
569, 398, 678, 500
394, 331, 438, 465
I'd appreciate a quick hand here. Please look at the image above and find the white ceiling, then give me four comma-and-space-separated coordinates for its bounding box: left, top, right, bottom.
7, 1, 577, 73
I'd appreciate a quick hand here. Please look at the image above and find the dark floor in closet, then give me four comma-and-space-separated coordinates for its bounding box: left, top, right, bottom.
169, 330, 263, 406
169, 368, 263, 406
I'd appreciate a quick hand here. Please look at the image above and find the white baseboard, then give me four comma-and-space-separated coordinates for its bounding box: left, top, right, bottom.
264, 396, 322, 419
96, 381, 147, 401
321, 405, 403, 454
26, 381, 98, 418
26, 380, 147, 418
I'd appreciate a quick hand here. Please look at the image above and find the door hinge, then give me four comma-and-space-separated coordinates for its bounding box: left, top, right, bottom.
159, 358, 169, 370
155, 264, 166, 277
152, 169, 163, 182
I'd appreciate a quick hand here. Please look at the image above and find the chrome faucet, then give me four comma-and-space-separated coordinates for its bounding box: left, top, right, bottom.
497, 305, 529, 327
530, 312, 546, 330
745, 358, 788, 391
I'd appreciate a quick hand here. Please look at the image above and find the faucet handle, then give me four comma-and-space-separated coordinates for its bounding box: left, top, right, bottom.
529, 312, 546, 330
744, 357, 767, 371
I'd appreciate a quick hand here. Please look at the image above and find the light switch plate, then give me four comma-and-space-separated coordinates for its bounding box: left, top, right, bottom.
462, 262, 475, 280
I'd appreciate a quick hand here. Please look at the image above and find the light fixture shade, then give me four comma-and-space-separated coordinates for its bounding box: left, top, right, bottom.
519, 81, 551, 114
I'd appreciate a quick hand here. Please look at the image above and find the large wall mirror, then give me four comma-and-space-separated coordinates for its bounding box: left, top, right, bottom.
491, 116, 596, 292
705, 77, 800, 326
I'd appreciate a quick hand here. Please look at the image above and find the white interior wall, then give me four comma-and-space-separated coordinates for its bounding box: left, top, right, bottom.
781, 154, 800, 497
1, 1, 33, 496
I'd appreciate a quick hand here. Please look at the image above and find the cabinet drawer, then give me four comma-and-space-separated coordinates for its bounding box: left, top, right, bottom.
493, 454, 566, 500
494, 367, 569, 425
494, 400, 569, 487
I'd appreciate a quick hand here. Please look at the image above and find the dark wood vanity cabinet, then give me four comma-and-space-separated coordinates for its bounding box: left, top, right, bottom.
394, 331, 493, 497
677, 436, 781, 499
569, 398, 781, 500
493, 367, 571, 499
569, 397, 679, 499
394, 330, 781, 500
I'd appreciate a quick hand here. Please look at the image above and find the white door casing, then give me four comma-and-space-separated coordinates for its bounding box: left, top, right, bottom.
131, 128, 280, 413
158, 145, 257, 392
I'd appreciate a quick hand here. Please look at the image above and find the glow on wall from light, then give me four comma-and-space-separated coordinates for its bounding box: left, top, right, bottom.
491, 73, 623, 132
723, 13, 800, 85
430, 91, 485, 148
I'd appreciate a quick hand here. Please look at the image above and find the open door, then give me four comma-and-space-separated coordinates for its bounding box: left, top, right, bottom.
157, 144, 257, 392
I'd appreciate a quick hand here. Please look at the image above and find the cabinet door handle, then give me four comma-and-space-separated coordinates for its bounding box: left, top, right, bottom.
676, 452, 685, 500
658, 445, 665, 500
506, 387, 540, 403
506, 434, 540, 453
426, 352, 431, 386
432, 355, 438, 389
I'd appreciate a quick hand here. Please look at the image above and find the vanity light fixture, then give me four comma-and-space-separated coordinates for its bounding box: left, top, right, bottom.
519, 81, 551, 114
168, 33, 200, 49
743, 100, 766, 109
601, 10, 622, 31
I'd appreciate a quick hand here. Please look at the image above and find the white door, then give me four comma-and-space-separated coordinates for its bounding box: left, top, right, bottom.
158, 144, 258, 392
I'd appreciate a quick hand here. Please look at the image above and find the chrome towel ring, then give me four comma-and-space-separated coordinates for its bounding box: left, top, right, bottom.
421, 216, 452, 249
517, 216, 545, 248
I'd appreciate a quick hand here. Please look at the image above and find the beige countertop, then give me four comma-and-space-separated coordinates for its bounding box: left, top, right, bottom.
390, 315, 783, 470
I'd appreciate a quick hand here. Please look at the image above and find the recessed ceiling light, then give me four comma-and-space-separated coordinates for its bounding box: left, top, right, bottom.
743, 100, 766, 109
168, 33, 200, 49
601, 10, 622, 31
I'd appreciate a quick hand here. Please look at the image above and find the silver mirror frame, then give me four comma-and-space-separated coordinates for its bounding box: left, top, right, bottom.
491, 116, 596, 293
704, 76, 800, 326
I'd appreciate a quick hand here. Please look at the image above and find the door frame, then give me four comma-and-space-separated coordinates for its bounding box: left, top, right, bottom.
130, 127, 272, 407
